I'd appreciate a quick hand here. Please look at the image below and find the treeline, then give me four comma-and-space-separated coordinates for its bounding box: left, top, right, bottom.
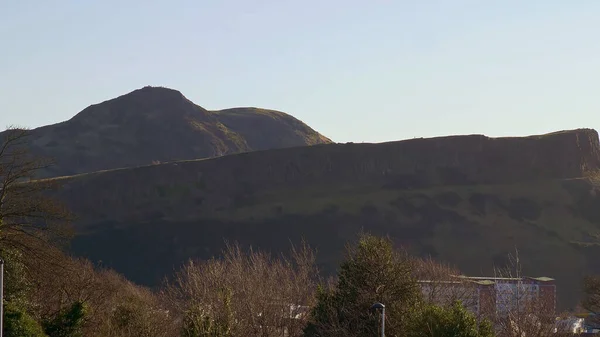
1, 127, 598, 337
5, 233, 579, 337
1, 233, 495, 336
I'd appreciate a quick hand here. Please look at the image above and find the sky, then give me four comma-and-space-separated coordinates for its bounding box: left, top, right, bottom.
1, 0, 599, 143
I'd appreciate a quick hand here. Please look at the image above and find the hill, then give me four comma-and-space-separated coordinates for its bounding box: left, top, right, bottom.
46, 128, 600, 310
8, 86, 331, 178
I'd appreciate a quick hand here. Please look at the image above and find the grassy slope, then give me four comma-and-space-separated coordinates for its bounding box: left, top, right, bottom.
58, 171, 600, 311
46, 129, 600, 310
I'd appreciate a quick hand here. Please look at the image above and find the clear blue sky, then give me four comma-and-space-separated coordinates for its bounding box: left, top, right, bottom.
1, 1, 599, 143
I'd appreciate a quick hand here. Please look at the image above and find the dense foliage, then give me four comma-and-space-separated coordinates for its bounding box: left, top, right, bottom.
406, 301, 494, 337
42, 301, 87, 337
4, 302, 47, 337
304, 234, 420, 336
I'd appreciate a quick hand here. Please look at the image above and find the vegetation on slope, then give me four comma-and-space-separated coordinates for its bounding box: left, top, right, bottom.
44, 128, 600, 310
0, 128, 173, 336
0, 132, 497, 336
3, 127, 600, 336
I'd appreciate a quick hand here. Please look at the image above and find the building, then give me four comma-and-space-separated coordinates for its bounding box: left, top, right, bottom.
418, 278, 495, 317
418, 275, 556, 319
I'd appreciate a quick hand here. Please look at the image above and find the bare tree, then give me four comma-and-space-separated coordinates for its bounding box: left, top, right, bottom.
411, 257, 478, 311
0, 127, 177, 336
583, 275, 600, 316
163, 241, 319, 337
25, 243, 177, 337
99, 275, 176, 337
491, 249, 562, 337
0, 127, 72, 256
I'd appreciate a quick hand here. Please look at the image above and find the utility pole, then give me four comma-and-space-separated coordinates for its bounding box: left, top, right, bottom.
0, 258, 4, 337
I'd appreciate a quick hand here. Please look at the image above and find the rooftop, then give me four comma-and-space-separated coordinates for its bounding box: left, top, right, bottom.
454, 275, 555, 282
418, 275, 555, 285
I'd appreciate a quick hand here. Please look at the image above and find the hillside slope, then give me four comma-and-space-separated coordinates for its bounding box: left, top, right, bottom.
48, 128, 600, 310
8, 86, 331, 178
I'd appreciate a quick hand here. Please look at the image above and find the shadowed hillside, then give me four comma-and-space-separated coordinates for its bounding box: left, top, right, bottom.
44, 128, 600, 310
5, 86, 331, 178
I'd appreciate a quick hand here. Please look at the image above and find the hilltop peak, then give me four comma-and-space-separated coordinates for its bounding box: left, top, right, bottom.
14, 87, 331, 178
125, 86, 186, 103
117, 86, 196, 110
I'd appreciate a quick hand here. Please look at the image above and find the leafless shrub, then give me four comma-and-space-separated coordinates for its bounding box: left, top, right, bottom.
19, 241, 175, 336
98, 276, 177, 337
491, 249, 563, 337
163, 241, 319, 337
411, 256, 478, 311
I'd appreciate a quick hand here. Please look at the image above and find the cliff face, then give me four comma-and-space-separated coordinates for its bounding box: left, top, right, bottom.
52, 129, 600, 223
6, 86, 331, 178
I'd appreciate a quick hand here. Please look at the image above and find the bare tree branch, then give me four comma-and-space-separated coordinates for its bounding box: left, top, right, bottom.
162, 241, 319, 336
0, 127, 73, 255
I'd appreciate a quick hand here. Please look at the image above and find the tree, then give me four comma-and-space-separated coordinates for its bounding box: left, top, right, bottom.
406, 301, 494, 337
0, 127, 79, 335
103, 280, 174, 337
0, 127, 72, 256
42, 301, 87, 337
163, 241, 318, 337
582, 274, 600, 330
26, 248, 175, 337
304, 234, 421, 337
411, 256, 478, 311
3, 301, 47, 337
0, 246, 32, 308
0, 127, 176, 337
583, 275, 600, 315
179, 286, 234, 337
492, 249, 558, 337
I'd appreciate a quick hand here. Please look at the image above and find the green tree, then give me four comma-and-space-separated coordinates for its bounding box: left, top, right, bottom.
42, 301, 87, 337
0, 128, 74, 334
3, 302, 47, 337
181, 287, 234, 337
304, 234, 421, 337
406, 301, 494, 337
0, 246, 32, 307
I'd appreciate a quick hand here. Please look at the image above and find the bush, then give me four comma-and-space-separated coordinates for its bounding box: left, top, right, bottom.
164, 242, 318, 337
4, 302, 47, 337
0, 247, 32, 307
406, 301, 494, 337
42, 301, 87, 337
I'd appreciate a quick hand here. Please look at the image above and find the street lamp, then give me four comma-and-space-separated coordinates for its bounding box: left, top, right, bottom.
370, 302, 385, 337
0, 258, 3, 337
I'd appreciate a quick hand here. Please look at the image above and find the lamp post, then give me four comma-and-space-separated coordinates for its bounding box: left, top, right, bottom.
0, 258, 4, 337
370, 302, 385, 337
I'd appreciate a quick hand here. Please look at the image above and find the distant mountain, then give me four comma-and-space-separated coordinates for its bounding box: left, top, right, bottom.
46, 128, 600, 310
11, 86, 331, 178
